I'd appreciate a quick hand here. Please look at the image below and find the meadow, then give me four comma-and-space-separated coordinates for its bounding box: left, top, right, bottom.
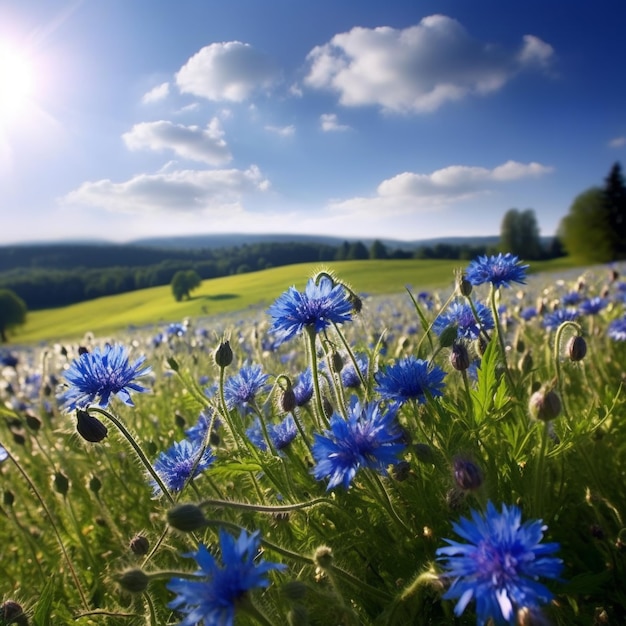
1, 254, 625, 625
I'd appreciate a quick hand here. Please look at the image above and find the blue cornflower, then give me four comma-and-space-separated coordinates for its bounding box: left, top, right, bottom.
519, 306, 538, 322
433, 301, 494, 341
374, 356, 446, 407
608, 317, 626, 341
293, 368, 314, 406
312, 397, 406, 490
167, 529, 286, 626
247, 415, 298, 451
185, 408, 219, 444
542, 308, 579, 331
58, 344, 151, 412
223, 363, 269, 412
341, 353, 369, 388
561, 291, 580, 306
0, 445, 8, 463
578, 296, 608, 316
267, 275, 353, 346
437, 501, 563, 626
151, 438, 214, 496
465, 253, 528, 289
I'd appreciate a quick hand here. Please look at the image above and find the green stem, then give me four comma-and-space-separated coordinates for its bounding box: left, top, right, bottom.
4, 447, 90, 610
553, 321, 583, 421
88, 407, 175, 505
198, 496, 332, 514
305, 326, 327, 428
533, 421, 550, 517
489, 285, 517, 394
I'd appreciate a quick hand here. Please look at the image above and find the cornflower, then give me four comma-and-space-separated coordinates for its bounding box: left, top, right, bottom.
293, 368, 314, 406
267, 275, 353, 346
607, 317, 626, 341
167, 529, 286, 626
374, 356, 446, 407
436, 501, 563, 626
578, 296, 608, 316
223, 363, 269, 412
151, 438, 214, 496
247, 415, 298, 451
312, 397, 406, 490
542, 308, 579, 331
465, 253, 528, 289
433, 301, 494, 340
58, 344, 151, 411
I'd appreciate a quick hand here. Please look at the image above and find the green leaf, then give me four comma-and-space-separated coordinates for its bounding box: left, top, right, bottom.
32, 575, 56, 626
470, 337, 500, 424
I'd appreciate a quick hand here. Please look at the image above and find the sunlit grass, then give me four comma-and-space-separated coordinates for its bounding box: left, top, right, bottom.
11, 257, 586, 344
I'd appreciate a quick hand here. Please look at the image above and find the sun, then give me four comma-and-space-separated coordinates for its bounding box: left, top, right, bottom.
0, 41, 36, 125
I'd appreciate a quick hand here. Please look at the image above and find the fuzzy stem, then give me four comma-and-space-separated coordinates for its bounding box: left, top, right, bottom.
87, 406, 175, 505
4, 447, 90, 610
305, 325, 327, 428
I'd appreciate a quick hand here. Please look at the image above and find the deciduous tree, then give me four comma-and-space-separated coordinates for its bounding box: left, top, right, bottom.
0, 289, 27, 342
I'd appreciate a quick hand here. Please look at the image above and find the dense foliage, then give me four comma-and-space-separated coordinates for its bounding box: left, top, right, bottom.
0, 289, 27, 343
1, 256, 625, 624
560, 162, 626, 262
0, 240, 493, 311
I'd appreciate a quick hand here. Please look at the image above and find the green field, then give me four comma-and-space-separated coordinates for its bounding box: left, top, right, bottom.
10, 256, 584, 345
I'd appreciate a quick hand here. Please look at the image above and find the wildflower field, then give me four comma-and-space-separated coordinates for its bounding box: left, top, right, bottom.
1, 254, 625, 625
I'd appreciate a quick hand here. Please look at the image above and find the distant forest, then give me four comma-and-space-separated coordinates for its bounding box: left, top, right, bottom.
0, 237, 552, 311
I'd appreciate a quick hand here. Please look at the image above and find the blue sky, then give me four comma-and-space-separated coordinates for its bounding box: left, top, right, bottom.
1, 0, 624, 244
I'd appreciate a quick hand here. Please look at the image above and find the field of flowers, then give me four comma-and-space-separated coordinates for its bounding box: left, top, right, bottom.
1, 254, 625, 625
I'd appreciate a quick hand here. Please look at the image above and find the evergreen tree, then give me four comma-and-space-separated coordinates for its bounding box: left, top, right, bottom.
603, 162, 626, 258
369, 239, 388, 259
0, 289, 27, 342
347, 241, 369, 260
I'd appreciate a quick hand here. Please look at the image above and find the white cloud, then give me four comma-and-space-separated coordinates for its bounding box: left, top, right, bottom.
320, 113, 350, 132
63, 165, 270, 215
141, 82, 170, 104
330, 160, 553, 215
304, 15, 554, 113
176, 41, 279, 102
122, 119, 231, 165
609, 136, 626, 148
265, 124, 295, 137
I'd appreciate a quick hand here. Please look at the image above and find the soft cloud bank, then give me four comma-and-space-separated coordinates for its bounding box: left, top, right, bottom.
176, 41, 279, 102
123, 119, 231, 165
64, 166, 270, 215
304, 15, 554, 113
330, 161, 553, 215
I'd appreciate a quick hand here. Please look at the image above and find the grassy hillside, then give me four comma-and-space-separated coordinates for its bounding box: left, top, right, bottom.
9, 257, 584, 345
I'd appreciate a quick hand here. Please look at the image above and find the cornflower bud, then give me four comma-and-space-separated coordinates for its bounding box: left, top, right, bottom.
330, 350, 344, 373
453, 457, 483, 491
89, 475, 102, 494
529, 388, 562, 421
567, 335, 587, 362
278, 387, 297, 413
25, 413, 41, 432
167, 503, 208, 532
438, 325, 458, 349
459, 275, 473, 297
117, 569, 149, 593
1, 600, 26, 624
129, 534, 150, 556
3, 490, 15, 507
449, 343, 470, 371
76, 410, 108, 443
214, 339, 233, 368
53, 472, 69, 496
